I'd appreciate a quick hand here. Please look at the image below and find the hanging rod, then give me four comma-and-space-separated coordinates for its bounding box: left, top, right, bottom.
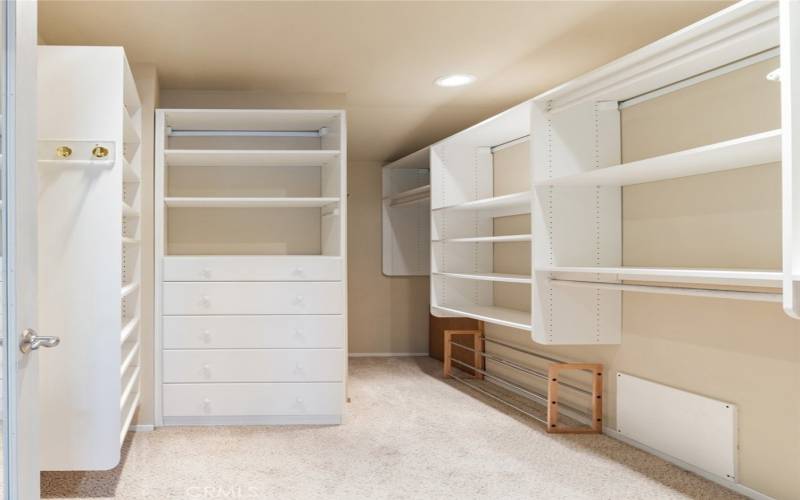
166, 126, 328, 138
451, 341, 591, 396
449, 358, 592, 422
548, 278, 782, 302
490, 135, 530, 153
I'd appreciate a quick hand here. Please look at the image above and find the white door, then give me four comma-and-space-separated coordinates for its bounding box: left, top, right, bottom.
4, 1, 46, 499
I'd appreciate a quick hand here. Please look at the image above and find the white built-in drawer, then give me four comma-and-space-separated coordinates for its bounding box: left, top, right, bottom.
162, 382, 343, 417
163, 256, 343, 282
163, 315, 344, 349
163, 349, 344, 383
163, 282, 343, 315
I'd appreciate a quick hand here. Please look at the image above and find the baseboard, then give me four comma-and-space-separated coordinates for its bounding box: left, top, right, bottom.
162, 415, 342, 426
349, 352, 429, 357
130, 424, 154, 432
604, 427, 773, 500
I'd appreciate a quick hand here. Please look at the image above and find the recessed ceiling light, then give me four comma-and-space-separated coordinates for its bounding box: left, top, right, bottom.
435, 74, 476, 88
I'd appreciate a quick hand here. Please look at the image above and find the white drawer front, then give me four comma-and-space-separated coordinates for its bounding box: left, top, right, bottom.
163, 349, 344, 383
163, 382, 343, 417
163, 282, 343, 315
163, 315, 344, 349
163, 256, 343, 282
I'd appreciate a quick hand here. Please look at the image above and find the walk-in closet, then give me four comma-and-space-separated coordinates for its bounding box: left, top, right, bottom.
0, 1, 795, 499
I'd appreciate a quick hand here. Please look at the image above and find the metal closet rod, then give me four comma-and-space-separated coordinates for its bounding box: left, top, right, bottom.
166, 126, 328, 138
452, 341, 591, 396
548, 278, 782, 303
449, 358, 591, 420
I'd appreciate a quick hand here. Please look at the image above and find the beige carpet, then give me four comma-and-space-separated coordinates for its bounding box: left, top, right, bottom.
42, 357, 742, 499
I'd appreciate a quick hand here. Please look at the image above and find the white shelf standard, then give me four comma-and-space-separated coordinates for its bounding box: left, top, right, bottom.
164, 197, 339, 208
382, 148, 431, 276
37, 46, 143, 470
536, 130, 781, 186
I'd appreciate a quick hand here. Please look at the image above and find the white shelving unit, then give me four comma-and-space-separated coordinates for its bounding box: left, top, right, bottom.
529, 0, 795, 344
37, 46, 142, 469
155, 108, 347, 425
382, 148, 431, 276
425, 0, 800, 344
430, 102, 533, 331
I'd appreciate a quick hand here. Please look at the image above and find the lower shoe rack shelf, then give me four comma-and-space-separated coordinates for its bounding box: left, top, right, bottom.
443, 326, 603, 434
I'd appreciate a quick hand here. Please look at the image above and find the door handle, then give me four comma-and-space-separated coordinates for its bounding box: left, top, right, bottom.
19, 328, 60, 354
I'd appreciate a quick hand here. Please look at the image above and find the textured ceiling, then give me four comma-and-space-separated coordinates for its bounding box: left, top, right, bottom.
39, 1, 730, 161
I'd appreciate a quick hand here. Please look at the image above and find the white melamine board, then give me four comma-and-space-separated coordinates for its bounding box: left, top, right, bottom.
433, 271, 531, 284
782, 0, 800, 319
163, 315, 345, 349
432, 304, 531, 331
541, 266, 782, 287
163, 255, 344, 281
162, 382, 344, 417
538, 130, 781, 186
37, 46, 141, 470
617, 373, 737, 482
535, 1, 779, 110
165, 149, 340, 167
163, 349, 344, 383
165, 197, 339, 208
162, 282, 344, 315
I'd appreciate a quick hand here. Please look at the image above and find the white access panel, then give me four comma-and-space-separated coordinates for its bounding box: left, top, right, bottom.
617, 373, 737, 482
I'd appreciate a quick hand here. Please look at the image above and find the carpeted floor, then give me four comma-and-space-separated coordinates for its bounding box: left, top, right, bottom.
41, 357, 742, 499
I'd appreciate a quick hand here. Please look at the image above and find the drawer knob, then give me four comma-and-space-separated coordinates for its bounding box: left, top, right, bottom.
296, 397, 304, 404
202, 329, 212, 343
293, 328, 305, 340
200, 268, 212, 279
202, 398, 212, 413
199, 295, 211, 308
202, 363, 212, 378
293, 295, 305, 307
293, 267, 304, 276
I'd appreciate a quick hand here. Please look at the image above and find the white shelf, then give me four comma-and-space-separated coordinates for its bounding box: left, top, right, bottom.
434, 191, 531, 216
122, 203, 138, 217
164, 149, 340, 168
164, 197, 339, 208
123, 109, 141, 145
434, 271, 531, 284
122, 237, 139, 245
120, 341, 140, 376
121, 316, 139, 344
162, 109, 342, 134
121, 282, 139, 299
119, 366, 141, 411
119, 390, 140, 447
433, 304, 532, 331
540, 266, 782, 287
123, 158, 140, 182
385, 185, 430, 207
536, 130, 781, 186
434, 234, 531, 244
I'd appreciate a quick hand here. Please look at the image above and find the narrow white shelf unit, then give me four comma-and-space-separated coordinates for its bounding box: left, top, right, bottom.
382, 147, 431, 276
155, 108, 348, 426
430, 101, 532, 332
37, 46, 142, 470
535, 129, 781, 186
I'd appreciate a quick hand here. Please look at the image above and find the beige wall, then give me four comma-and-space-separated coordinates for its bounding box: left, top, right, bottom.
486, 58, 800, 499
131, 64, 158, 426
348, 161, 429, 354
